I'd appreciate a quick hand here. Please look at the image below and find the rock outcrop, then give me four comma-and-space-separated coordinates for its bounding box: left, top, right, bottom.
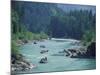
39, 57, 48, 64
11, 54, 36, 72
66, 42, 96, 58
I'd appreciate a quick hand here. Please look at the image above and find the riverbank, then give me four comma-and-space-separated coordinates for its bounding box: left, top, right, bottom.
17, 38, 95, 73
11, 38, 96, 74
11, 54, 36, 72
64, 41, 96, 58
49, 39, 96, 58
11, 38, 48, 73
17, 38, 96, 59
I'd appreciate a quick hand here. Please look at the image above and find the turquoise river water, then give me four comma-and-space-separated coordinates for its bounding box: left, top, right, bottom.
18, 38, 96, 74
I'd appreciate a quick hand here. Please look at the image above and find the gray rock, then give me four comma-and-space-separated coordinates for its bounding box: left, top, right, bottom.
39, 57, 48, 64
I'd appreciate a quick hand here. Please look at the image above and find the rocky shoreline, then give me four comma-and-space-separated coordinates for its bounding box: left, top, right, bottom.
11, 54, 36, 73
11, 39, 96, 74
69, 42, 96, 58
11, 39, 37, 73
51, 41, 96, 59
11, 39, 47, 73
66, 42, 96, 58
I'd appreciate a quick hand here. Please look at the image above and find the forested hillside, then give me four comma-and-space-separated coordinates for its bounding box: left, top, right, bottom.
11, 1, 96, 73
11, 1, 66, 33
11, 1, 96, 56
50, 10, 95, 39
12, 1, 95, 40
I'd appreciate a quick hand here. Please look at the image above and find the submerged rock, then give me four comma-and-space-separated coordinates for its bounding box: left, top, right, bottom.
57, 49, 70, 56
51, 53, 66, 56
40, 45, 46, 48
33, 41, 37, 44
40, 50, 49, 54
58, 49, 67, 53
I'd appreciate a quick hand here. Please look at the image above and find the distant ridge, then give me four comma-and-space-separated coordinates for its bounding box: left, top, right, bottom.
57, 4, 96, 14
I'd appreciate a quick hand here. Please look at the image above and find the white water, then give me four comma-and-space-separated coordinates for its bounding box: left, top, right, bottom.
19, 38, 96, 73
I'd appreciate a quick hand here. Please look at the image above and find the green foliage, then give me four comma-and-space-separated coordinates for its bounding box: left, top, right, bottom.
11, 9, 19, 34
29, 32, 48, 40
22, 31, 48, 40
11, 40, 19, 55
82, 29, 96, 46
39, 32, 48, 39
12, 1, 95, 40
12, 31, 48, 41
49, 10, 95, 39
12, 10, 48, 39
11, 4, 49, 62
23, 31, 34, 40
11, 9, 48, 41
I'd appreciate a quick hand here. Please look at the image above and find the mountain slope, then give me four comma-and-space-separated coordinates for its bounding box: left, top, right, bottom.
12, 1, 66, 33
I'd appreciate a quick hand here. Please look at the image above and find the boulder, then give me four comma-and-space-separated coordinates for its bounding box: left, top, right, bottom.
39, 57, 48, 64
11, 54, 36, 72
33, 41, 37, 44
58, 49, 70, 56
67, 47, 85, 58
40, 45, 46, 48
40, 50, 49, 54
22, 39, 29, 44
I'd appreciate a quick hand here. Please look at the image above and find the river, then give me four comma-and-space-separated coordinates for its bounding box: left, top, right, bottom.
18, 38, 96, 74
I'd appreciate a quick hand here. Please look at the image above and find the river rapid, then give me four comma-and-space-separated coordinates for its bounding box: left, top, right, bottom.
18, 38, 96, 74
